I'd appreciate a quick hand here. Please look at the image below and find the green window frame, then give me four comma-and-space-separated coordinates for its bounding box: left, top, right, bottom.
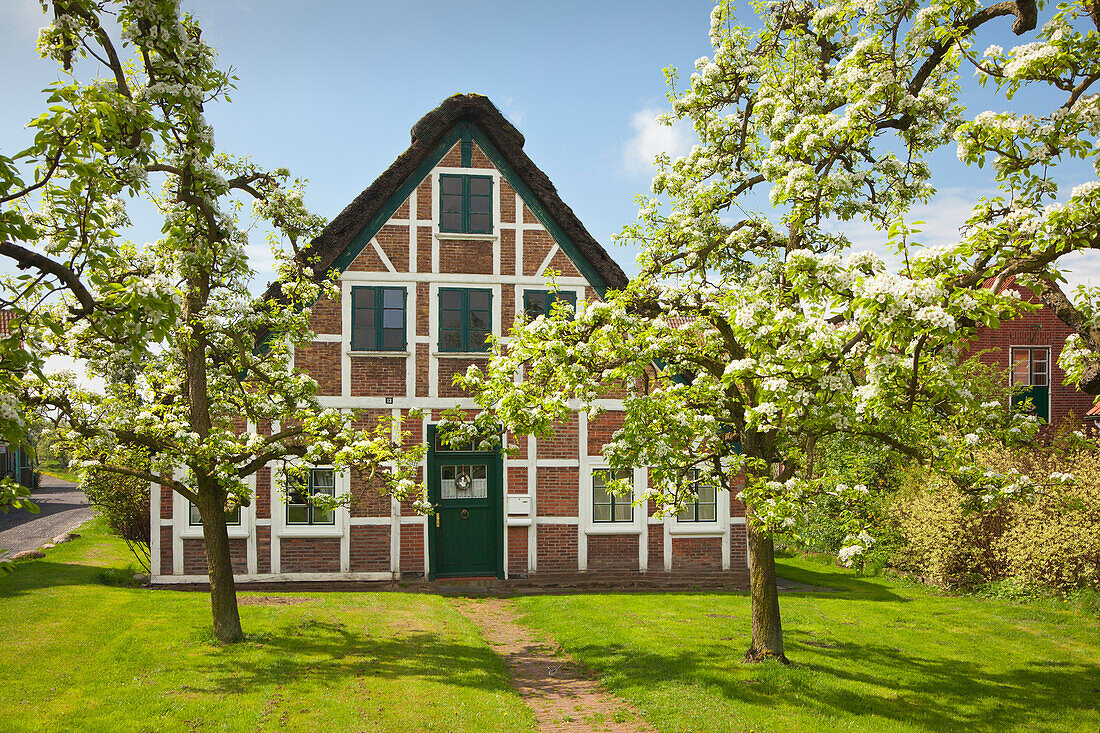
522, 289, 577, 320
677, 470, 718, 522
439, 288, 492, 352
189, 503, 241, 527
286, 467, 336, 525
351, 286, 406, 352
439, 174, 493, 234
1011, 346, 1051, 421
592, 469, 634, 523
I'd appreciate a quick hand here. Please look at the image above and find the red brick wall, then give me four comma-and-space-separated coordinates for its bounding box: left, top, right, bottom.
501, 229, 515, 276
160, 484, 173, 519
534, 467, 578, 516
523, 203, 539, 225
183, 538, 247, 575
500, 180, 516, 224
375, 224, 409, 272
648, 530, 664, 571
309, 293, 341, 334
966, 283, 1095, 426
587, 534, 638, 571
730, 525, 748, 568
671, 536, 722, 570
416, 344, 430, 396
730, 474, 746, 518
416, 179, 432, 220
508, 526, 527, 576
349, 242, 389, 272
587, 412, 624, 456
438, 358, 485, 398
351, 469, 391, 517
393, 196, 409, 220
349, 526, 390, 572
401, 524, 424, 575
160, 526, 172, 574
470, 141, 494, 168
536, 525, 577, 572
255, 467, 270, 520
350, 357, 406, 397
538, 415, 578, 459
508, 466, 527, 494
439, 239, 493, 274
256, 526, 270, 574
295, 342, 340, 396
280, 537, 341, 573
523, 230, 554, 275
416, 283, 430, 335
547, 247, 582, 278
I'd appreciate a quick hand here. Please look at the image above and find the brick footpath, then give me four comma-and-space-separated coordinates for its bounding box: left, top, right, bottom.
452, 597, 656, 733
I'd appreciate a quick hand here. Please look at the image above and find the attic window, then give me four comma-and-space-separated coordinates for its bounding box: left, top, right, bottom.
439, 174, 493, 234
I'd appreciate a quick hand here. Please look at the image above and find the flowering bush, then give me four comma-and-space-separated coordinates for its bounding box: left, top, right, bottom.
893, 430, 1100, 593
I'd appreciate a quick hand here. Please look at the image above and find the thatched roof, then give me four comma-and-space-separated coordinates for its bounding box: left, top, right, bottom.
262, 93, 627, 304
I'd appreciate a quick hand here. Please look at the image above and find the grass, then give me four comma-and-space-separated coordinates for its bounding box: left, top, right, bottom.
36, 459, 81, 485
0, 516, 534, 733
512, 553, 1100, 733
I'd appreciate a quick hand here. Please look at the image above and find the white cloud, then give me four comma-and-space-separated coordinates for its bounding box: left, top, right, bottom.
825, 185, 1100, 293
621, 107, 693, 176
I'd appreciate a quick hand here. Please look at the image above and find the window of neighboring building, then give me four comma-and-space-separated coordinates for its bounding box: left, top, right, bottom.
677, 470, 718, 522
523, 290, 577, 320
1011, 346, 1051, 422
592, 469, 634, 523
287, 467, 336, 525
351, 286, 406, 351
439, 288, 492, 352
439, 174, 493, 234
189, 503, 241, 527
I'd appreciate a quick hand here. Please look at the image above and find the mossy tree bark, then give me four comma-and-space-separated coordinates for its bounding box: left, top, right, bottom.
743, 514, 788, 664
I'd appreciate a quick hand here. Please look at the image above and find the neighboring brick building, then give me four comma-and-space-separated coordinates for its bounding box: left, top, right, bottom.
150, 94, 749, 585
966, 278, 1095, 427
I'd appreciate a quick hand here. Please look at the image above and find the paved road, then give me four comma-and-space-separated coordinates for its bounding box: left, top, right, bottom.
0, 475, 91, 559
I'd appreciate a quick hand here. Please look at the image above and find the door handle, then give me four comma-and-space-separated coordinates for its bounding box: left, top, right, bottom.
460, 509, 469, 519
435, 514, 440, 528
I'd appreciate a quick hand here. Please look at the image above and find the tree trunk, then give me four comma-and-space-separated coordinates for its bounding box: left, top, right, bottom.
744, 510, 789, 664
198, 493, 244, 644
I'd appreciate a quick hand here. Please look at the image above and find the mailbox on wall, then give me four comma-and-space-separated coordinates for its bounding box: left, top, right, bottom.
507, 495, 531, 515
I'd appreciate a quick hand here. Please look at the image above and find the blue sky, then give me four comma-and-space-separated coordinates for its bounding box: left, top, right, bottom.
1, 0, 1096, 291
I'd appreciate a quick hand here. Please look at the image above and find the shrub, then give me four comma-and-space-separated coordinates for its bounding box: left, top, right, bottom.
82, 459, 150, 571
891, 435, 1100, 594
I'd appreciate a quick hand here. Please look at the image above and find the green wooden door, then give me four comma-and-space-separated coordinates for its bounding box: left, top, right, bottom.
1012, 385, 1050, 423
427, 427, 503, 578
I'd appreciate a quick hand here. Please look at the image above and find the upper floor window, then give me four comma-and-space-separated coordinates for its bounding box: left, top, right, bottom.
592, 469, 634, 523
439, 288, 492, 352
677, 470, 718, 522
189, 503, 241, 527
439, 174, 493, 234
352, 286, 406, 351
523, 290, 577, 320
287, 467, 336, 525
1011, 346, 1050, 422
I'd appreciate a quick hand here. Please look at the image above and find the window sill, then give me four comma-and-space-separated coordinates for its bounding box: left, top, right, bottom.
277, 526, 344, 538
669, 523, 725, 537
347, 350, 410, 358
434, 351, 492, 358
180, 527, 250, 540
585, 524, 642, 536
434, 231, 499, 242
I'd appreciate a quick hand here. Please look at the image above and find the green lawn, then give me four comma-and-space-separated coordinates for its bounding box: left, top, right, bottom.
0, 517, 534, 733
512, 555, 1100, 733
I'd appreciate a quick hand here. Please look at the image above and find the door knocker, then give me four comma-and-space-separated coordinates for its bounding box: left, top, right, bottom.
460, 509, 470, 519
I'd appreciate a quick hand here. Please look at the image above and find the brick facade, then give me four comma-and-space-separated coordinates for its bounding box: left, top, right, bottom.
966, 282, 1095, 427
152, 98, 745, 588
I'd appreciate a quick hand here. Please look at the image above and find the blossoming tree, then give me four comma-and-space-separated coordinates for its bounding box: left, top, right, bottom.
460, 0, 1099, 662
2, 1, 423, 643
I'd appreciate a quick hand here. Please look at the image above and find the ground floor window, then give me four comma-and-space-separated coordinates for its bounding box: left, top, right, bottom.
188, 503, 241, 527
287, 467, 336, 525
592, 469, 634, 523
677, 470, 718, 522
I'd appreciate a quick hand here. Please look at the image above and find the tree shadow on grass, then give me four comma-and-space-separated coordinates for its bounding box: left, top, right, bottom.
554, 634, 1100, 732
189, 618, 519, 698
0, 560, 128, 597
